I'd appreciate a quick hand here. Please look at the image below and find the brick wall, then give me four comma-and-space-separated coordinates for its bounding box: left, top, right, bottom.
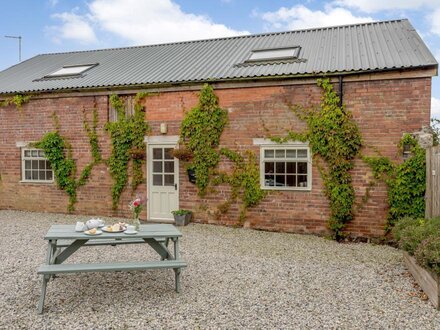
0, 75, 431, 237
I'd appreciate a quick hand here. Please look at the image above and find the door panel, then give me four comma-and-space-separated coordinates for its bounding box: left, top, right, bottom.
148, 145, 178, 220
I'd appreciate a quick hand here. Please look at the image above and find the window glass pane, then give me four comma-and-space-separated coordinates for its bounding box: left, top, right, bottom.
286, 162, 296, 174
164, 161, 174, 173
38, 150, 45, 157
25, 160, 31, 170
25, 170, 31, 180
286, 175, 296, 187
164, 148, 173, 160
298, 175, 308, 187
153, 161, 162, 173
153, 148, 162, 160
153, 174, 162, 186
275, 150, 285, 158
264, 162, 274, 174
275, 175, 285, 186
32, 171, 38, 180
297, 162, 307, 174
286, 150, 296, 158
249, 47, 300, 61
46, 171, 53, 181
46, 65, 94, 77
46, 162, 52, 170
297, 149, 307, 158
265, 175, 274, 187
32, 160, 38, 169
31, 150, 38, 157
39, 160, 46, 170
275, 162, 285, 174
164, 174, 174, 186
24, 150, 30, 157
264, 149, 274, 158
39, 171, 46, 181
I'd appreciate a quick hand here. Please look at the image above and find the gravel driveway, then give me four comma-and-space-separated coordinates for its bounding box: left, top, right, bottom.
0, 210, 439, 329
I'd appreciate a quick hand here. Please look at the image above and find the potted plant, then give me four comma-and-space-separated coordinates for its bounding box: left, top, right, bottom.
171, 209, 192, 226
128, 147, 146, 159
171, 147, 193, 161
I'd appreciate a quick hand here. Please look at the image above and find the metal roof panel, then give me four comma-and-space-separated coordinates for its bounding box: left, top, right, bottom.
0, 19, 436, 94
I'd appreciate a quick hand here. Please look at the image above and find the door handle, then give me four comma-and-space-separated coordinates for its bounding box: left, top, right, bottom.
174, 183, 178, 190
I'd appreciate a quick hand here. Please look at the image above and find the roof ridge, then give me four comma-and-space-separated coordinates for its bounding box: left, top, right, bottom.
36, 19, 408, 57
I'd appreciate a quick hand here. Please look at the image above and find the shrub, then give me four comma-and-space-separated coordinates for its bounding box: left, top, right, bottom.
395, 217, 440, 255
414, 237, 440, 275
393, 217, 440, 275
392, 216, 419, 242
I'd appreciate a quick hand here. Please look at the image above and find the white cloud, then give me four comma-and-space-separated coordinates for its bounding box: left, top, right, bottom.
48, 11, 97, 44
259, 5, 373, 31
432, 97, 440, 118
333, 0, 440, 13
429, 8, 440, 36
47, 0, 248, 46
48, 0, 59, 6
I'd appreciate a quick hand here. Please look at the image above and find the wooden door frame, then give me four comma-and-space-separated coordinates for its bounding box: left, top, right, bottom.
144, 136, 179, 222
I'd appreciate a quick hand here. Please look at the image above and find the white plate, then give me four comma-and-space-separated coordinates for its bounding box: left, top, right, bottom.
124, 231, 138, 235
102, 226, 126, 233
84, 229, 102, 235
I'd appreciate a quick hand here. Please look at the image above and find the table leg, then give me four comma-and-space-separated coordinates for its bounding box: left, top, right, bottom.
173, 238, 180, 260
37, 275, 50, 314
173, 238, 181, 292
38, 240, 55, 314
54, 239, 88, 264
174, 268, 181, 293
143, 238, 171, 260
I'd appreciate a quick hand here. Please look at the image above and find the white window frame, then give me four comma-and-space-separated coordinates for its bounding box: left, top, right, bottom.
21, 148, 54, 183
254, 139, 312, 191
44, 64, 97, 78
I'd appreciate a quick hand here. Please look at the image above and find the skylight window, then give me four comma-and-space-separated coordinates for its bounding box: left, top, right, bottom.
247, 47, 301, 62
44, 64, 97, 78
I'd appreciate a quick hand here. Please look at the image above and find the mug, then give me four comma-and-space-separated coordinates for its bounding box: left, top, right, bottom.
75, 221, 85, 232
126, 225, 136, 232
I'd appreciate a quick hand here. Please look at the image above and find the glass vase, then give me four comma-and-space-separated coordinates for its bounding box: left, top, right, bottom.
133, 217, 141, 231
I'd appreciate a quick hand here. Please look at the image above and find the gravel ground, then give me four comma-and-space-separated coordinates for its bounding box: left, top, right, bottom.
0, 210, 439, 329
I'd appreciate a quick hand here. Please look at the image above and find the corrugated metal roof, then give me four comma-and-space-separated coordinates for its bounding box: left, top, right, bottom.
0, 19, 437, 94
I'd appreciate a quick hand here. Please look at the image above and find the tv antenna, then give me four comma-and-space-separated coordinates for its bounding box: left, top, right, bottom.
5, 35, 22, 62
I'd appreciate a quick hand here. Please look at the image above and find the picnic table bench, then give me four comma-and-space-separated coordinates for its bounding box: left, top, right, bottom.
37, 224, 187, 314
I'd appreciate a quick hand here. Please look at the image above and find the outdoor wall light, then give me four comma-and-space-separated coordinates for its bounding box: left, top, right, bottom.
160, 123, 167, 134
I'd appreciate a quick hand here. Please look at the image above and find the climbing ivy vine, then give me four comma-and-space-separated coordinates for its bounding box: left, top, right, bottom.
0, 94, 31, 111
179, 84, 228, 196
105, 93, 150, 209
179, 84, 266, 224
213, 148, 267, 224
363, 134, 426, 228
275, 78, 362, 239
35, 108, 102, 212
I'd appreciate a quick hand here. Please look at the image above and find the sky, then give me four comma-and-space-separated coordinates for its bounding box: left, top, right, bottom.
1, 0, 439, 118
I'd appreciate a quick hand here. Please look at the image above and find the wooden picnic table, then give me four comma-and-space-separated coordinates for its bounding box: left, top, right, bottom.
37, 224, 187, 314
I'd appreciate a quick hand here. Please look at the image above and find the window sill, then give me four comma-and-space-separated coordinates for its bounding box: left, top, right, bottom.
261, 186, 311, 192
19, 180, 55, 185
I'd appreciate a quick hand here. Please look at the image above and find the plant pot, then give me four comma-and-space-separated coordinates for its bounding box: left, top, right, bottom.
129, 148, 146, 159
187, 168, 196, 184
171, 148, 193, 161
174, 213, 191, 226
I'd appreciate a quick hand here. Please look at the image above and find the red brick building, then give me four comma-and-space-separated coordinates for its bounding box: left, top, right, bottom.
0, 19, 437, 237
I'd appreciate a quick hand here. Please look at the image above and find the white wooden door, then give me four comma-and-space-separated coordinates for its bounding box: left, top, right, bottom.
148, 145, 179, 220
